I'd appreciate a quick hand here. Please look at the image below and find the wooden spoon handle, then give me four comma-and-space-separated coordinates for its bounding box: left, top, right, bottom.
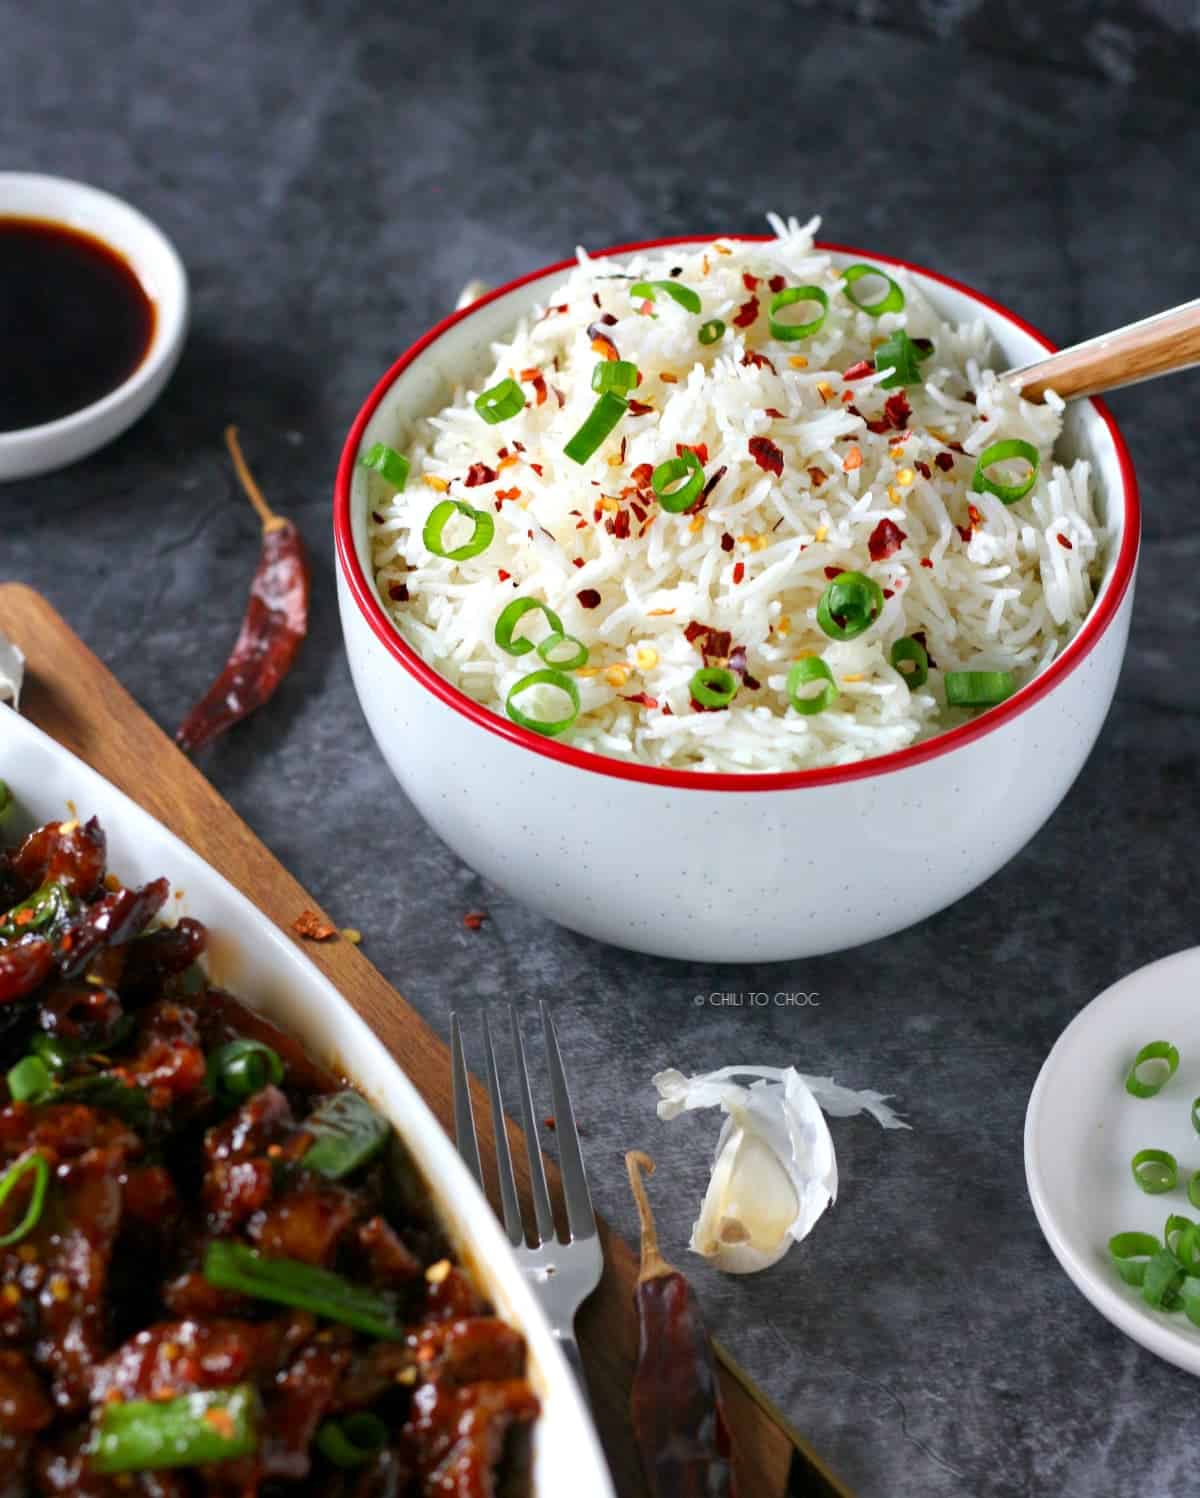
1006, 298, 1200, 403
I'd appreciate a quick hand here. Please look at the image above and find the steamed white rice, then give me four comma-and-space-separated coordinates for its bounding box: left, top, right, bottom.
367, 215, 1105, 773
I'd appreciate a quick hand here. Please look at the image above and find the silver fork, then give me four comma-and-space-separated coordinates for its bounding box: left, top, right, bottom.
450, 1001, 603, 1394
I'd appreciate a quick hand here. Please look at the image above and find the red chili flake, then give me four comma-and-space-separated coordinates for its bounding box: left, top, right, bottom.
519, 368, 548, 406
292, 909, 338, 942
621, 692, 659, 709
544, 1115, 556, 1130
638, 299, 654, 317
513, 440, 526, 453
807, 466, 828, 487
575, 519, 588, 530
868, 518, 907, 562
911, 629, 937, 668
920, 557, 933, 569
967, 503, 983, 526
685, 623, 732, 662
590, 332, 620, 362
497, 446, 510, 460
588, 314, 618, 333
733, 296, 759, 328
577, 589, 602, 609
553, 387, 565, 408
661, 704, 673, 716
865, 417, 891, 435
592, 507, 602, 524
957, 524, 973, 543
630, 501, 647, 524
628, 400, 654, 416
823, 565, 844, 580
732, 561, 745, 585
768, 274, 786, 294
883, 391, 911, 430
497, 569, 511, 582
742, 271, 759, 292
618, 436, 627, 464
728, 645, 760, 690
530, 462, 544, 477
676, 441, 709, 465
843, 360, 874, 381
963, 391, 977, 405
495, 486, 521, 502
741, 349, 777, 373
763, 407, 785, 419
720, 532, 735, 553
1057, 532, 1073, 549
846, 404, 864, 419
631, 462, 654, 489
915, 460, 932, 479
465, 462, 497, 487
572, 558, 585, 569
614, 509, 631, 539
684, 621, 707, 644
697, 464, 727, 507
463, 911, 487, 931
748, 436, 784, 476
947, 440, 966, 454
882, 587, 895, 599
387, 581, 409, 602
934, 452, 955, 473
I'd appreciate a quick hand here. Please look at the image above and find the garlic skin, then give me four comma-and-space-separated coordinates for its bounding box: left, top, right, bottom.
655, 1065, 908, 1275
0, 631, 24, 710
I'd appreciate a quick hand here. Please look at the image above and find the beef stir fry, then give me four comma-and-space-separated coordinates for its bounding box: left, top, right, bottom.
0, 814, 538, 1496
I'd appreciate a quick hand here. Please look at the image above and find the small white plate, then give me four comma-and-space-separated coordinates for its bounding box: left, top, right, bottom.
0, 173, 188, 481
1026, 946, 1200, 1376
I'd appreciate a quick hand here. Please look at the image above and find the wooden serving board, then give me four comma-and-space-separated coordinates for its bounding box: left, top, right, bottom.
0, 583, 852, 1498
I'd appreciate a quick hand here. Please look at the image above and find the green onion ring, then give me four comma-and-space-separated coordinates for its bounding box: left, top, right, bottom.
690, 667, 739, 710
1132, 1148, 1178, 1195
816, 571, 885, 641
423, 499, 495, 561
651, 450, 705, 514
1184, 1278, 1200, 1327
505, 669, 581, 737
360, 442, 410, 491
1124, 1041, 1180, 1099
316, 1412, 390, 1469
537, 631, 588, 670
786, 658, 838, 716
1109, 1231, 1162, 1287
768, 286, 829, 341
1143, 1248, 1186, 1309
1192, 1096, 1200, 1134
591, 360, 638, 396
630, 279, 702, 314
889, 636, 929, 688
564, 392, 628, 465
206, 1039, 285, 1105
841, 263, 905, 316
474, 377, 526, 425
698, 318, 726, 346
7, 1055, 53, 1104
971, 438, 1040, 505
1188, 1173, 1200, 1212
1166, 1215, 1200, 1274
944, 670, 1016, 709
494, 597, 565, 657
0, 1153, 49, 1248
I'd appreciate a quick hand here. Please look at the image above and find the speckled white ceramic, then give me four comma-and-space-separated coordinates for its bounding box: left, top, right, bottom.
0, 173, 188, 481
334, 238, 1139, 963
0, 711, 613, 1497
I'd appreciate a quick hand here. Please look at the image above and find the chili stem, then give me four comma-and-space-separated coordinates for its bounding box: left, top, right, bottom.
625, 1150, 673, 1282
225, 425, 285, 533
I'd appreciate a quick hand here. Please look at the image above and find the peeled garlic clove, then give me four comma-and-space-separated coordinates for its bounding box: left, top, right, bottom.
691, 1115, 801, 1274
0, 631, 24, 710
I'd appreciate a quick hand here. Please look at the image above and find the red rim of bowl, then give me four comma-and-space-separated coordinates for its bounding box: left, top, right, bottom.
334, 234, 1140, 793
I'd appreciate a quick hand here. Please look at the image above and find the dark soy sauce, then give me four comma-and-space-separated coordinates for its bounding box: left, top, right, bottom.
0, 217, 156, 432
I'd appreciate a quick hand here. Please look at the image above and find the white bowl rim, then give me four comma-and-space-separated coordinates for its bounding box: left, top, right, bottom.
0, 172, 188, 455
333, 234, 1141, 795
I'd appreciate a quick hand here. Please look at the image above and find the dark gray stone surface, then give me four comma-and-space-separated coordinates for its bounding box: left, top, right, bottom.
3, 3, 1199, 1494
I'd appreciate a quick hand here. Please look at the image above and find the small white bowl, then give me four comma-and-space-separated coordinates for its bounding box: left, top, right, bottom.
334, 238, 1140, 963
0, 173, 188, 482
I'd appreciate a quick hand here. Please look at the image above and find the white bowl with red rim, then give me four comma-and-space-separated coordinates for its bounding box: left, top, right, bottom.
334, 237, 1140, 963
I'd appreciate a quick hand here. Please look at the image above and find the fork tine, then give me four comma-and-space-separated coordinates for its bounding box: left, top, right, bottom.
539, 1001, 597, 1241
450, 1012, 483, 1189
509, 1005, 557, 1245
482, 1011, 525, 1246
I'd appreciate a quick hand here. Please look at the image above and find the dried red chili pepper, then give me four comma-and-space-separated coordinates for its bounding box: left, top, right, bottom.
626, 1151, 736, 1498
176, 429, 309, 754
